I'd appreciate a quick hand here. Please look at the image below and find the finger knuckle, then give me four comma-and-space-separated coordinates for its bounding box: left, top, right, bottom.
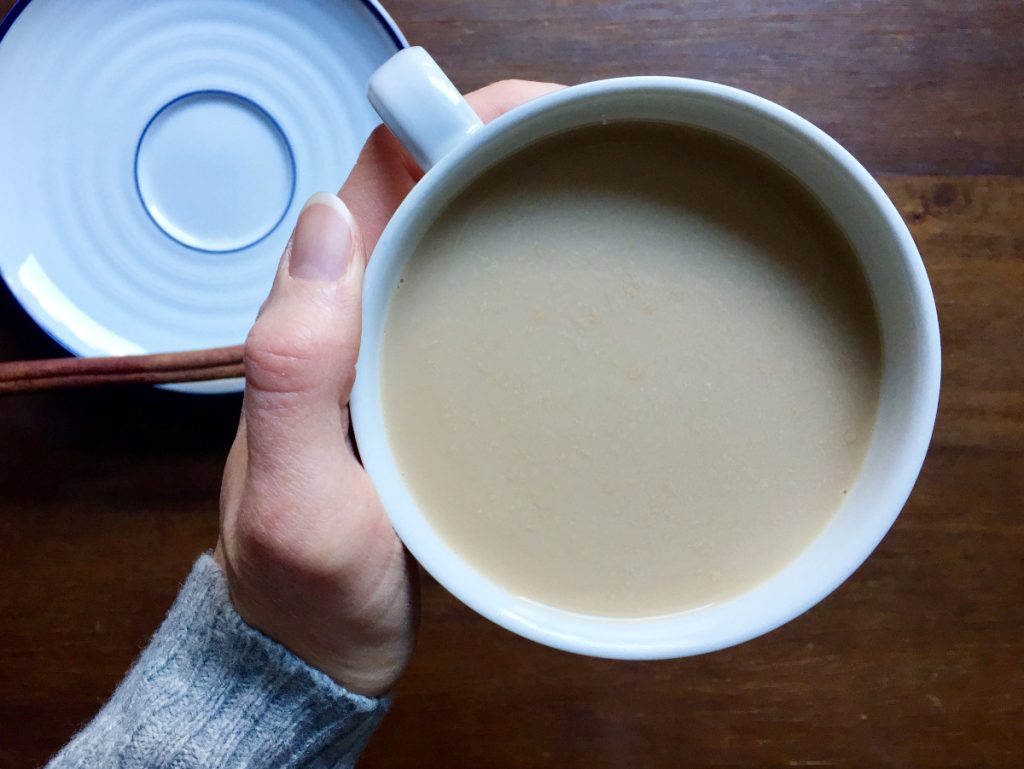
244, 322, 323, 396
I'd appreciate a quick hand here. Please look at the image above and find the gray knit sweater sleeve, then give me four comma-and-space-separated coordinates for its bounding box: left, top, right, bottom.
46, 554, 387, 769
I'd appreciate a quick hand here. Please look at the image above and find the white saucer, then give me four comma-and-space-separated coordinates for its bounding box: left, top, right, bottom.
0, 0, 405, 393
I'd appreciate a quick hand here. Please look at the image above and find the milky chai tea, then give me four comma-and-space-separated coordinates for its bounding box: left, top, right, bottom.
380, 123, 882, 617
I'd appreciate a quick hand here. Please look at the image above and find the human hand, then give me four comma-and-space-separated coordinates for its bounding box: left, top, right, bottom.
215, 79, 563, 696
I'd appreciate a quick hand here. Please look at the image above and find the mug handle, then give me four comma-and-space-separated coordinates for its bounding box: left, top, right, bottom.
367, 47, 484, 172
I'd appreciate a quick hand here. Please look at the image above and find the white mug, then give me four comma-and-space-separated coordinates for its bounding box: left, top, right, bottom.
350, 47, 941, 659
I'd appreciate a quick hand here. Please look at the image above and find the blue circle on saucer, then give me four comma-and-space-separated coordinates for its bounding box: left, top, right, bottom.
135, 91, 297, 254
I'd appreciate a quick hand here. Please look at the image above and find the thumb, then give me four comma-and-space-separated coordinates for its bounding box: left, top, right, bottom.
242, 192, 366, 478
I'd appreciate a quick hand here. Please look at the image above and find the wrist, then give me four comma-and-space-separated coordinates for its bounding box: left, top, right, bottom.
213, 538, 413, 696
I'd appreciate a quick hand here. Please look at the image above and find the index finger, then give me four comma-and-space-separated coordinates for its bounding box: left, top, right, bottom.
339, 79, 565, 252
464, 79, 565, 123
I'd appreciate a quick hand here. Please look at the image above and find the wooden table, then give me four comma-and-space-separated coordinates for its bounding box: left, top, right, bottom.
2, 1, 1021, 766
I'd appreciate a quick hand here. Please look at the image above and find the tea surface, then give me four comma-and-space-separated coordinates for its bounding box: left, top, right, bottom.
381, 123, 882, 616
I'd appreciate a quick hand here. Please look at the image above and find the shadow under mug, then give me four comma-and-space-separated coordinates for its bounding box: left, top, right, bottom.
350, 47, 941, 659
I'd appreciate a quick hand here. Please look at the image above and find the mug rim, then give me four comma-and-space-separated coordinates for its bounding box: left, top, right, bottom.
351, 76, 941, 658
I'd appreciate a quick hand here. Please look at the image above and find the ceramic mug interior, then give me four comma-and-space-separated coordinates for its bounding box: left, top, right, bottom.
351, 54, 940, 658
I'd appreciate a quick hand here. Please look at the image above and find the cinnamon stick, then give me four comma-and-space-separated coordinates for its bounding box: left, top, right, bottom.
0, 345, 245, 394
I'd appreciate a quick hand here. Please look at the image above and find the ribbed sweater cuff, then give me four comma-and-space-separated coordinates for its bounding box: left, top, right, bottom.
47, 553, 387, 769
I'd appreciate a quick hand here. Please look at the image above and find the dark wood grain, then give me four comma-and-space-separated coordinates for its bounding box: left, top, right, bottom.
401, 0, 1024, 176
1, 1, 1021, 767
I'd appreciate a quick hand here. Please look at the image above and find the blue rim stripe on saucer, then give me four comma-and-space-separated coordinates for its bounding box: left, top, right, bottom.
0, 0, 408, 49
